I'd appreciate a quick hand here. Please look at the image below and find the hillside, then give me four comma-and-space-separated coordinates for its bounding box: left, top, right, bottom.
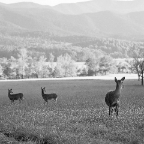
0, 2, 144, 39
0, 2, 144, 61
0, 32, 144, 61
54, 0, 144, 15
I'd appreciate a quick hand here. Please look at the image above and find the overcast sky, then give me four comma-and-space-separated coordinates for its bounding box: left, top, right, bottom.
0, 0, 92, 6
0, 0, 135, 6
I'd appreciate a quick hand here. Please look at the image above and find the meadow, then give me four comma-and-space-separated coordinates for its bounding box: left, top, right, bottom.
0, 77, 144, 144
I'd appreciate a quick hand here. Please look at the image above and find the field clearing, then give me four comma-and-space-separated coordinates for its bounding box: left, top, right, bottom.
0, 75, 144, 143
0, 74, 138, 82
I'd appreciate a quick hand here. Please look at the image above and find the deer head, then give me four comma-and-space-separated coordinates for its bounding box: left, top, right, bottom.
115, 77, 125, 90
41, 87, 46, 93
8, 89, 13, 94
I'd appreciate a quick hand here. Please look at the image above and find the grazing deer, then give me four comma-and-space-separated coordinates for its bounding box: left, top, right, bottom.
105, 77, 125, 117
8, 89, 23, 103
41, 87, 57, 104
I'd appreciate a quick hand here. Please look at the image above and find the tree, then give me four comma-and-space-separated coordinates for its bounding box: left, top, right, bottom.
117, 61, 130, 73
85, 57, 99, 76
49, 53, 55, 77
99, 55, 113, 75
10, 56, 19, 79
130, 47, 144, 85
24, 56, 36, 78
3, 63, 12, 78
1, 58, 12, 78
54, 54, 76, 77
17, 49, 29, 79
0, 64, 3, 78
77, 66, 88, 76
82, 48, 97, 62
34, 55, 47, 78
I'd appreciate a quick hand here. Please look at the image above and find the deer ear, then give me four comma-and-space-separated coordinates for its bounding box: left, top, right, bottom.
115, 77, 117, 82
121, 77, 125, 81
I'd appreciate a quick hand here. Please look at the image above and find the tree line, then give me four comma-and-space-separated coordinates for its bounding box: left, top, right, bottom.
1, 34, 144, 60
0, 33, 144, 83
0, 48, 134, 80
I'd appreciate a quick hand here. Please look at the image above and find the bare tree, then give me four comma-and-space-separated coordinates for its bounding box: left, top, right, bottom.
17, 49, 29, 79
54, 54, 76, 77
34, 55, 47, 78
49, 53, 55, 76
131, 48, 144, 85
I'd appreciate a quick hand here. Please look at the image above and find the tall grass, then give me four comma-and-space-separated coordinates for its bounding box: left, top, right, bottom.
0, 79, 143, 143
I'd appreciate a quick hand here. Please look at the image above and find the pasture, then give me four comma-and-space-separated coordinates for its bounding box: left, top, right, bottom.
0, 78, 143, 143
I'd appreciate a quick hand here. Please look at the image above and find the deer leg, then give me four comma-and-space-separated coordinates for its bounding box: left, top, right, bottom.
115, 104, 119, 117
115, 107, 117, 113
111, 107, 114, 114
109, 106, 111, 116
116, 107, 118, 117
11, 100, 14, 104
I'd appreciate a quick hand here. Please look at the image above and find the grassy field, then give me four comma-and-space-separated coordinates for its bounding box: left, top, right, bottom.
0, 78, 144, 143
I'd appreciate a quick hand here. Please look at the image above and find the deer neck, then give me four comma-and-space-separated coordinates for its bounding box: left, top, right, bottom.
41, 89, 44, 95
115, 84, 121, 94
8, 91, 11, 97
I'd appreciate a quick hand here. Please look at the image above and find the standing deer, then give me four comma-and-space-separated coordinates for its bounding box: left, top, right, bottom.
41, 87, 57, 104
8, 89, 23, 103
105, 77, 125, 117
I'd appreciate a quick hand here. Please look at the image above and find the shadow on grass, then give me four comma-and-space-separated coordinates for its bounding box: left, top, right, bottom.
3, 131, 59, 144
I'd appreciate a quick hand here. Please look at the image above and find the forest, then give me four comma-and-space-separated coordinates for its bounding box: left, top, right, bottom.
0, 32, 143, 79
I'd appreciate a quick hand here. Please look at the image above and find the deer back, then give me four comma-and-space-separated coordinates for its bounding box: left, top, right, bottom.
9, 93, 23, 100
105, 90, 120, 107
43, 93, 57, 100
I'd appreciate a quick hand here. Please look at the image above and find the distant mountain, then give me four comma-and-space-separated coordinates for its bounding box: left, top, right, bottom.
0, 2, 144, 39
53, 0, 144, 15
7, 2, 45, 8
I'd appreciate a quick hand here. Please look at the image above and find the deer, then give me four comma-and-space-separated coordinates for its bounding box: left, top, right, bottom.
8, 89, 23, 103
105, 77, 125, 117
41, 87, 57, 104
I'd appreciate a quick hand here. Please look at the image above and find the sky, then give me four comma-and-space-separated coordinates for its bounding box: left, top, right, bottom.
0, 0, 91, 6
0, 0, 135, 6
